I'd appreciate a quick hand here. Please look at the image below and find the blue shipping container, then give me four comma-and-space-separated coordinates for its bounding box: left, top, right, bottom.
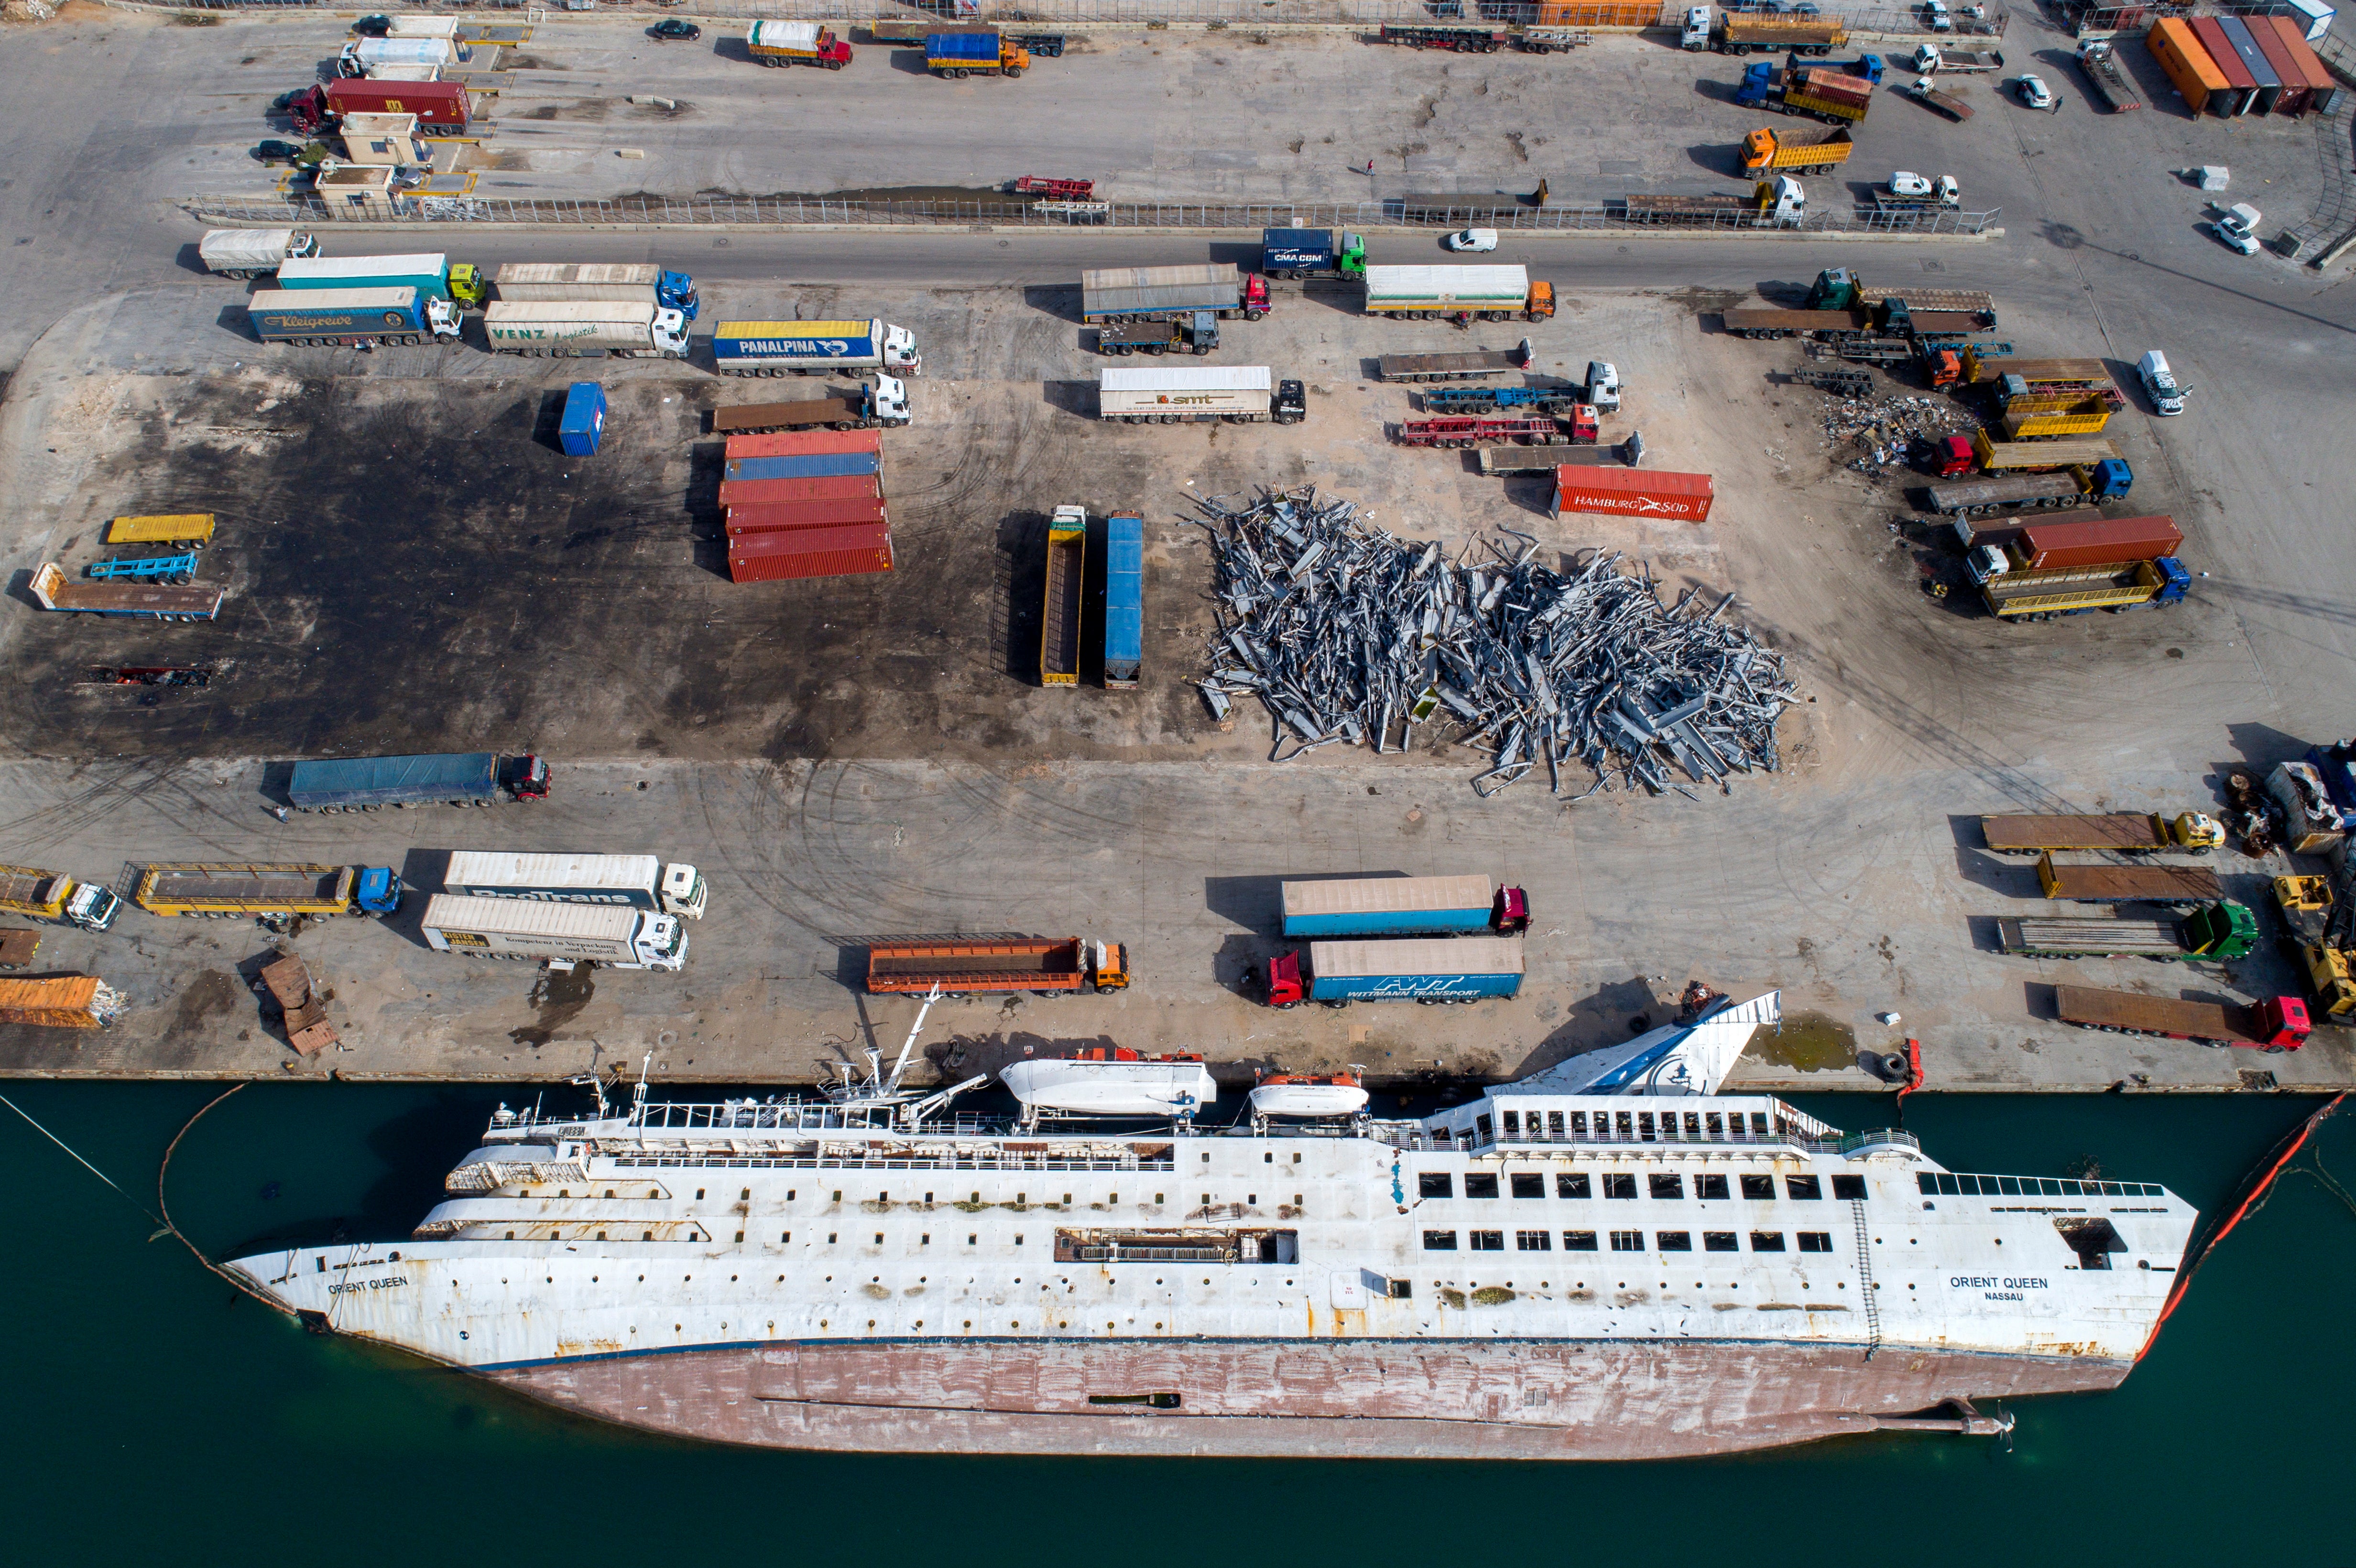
558, 381, 607, 457
927, 31, 1000, 60
1305, 936, 1523, 1002
723, 452, 881, 482
1103, 514, 1143, 688
288, 752, 501, 809
1281, 875, 1495, 938
1261, 228, 1334, 272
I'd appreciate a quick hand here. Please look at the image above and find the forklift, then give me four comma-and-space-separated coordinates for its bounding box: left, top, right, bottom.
2276, 865, 2356, 1024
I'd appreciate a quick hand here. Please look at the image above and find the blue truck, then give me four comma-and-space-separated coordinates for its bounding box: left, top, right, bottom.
1103, 513, 1143, 690
286, 751, 549, 811
722, 450, 881, 483
711, 318, 924, 377
247, 286, 462, 347
1266, 936, 1525, 1006
1260, 228, 1368, 279
1278, 875, 1530, 938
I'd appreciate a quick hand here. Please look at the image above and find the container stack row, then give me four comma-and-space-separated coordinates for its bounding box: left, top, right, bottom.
2147, 14, 2340, 118
719, 428, 894, 583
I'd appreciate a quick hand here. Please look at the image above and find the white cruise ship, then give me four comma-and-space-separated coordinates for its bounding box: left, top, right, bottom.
229, 992, 2195, 1459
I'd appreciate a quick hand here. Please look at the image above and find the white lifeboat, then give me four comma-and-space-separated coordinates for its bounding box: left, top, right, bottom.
1248, 1068, 1369, 1120
1000, 1048, 1216, 1119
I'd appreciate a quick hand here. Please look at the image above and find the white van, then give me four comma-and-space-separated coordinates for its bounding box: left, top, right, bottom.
2137, 350, 2187, 416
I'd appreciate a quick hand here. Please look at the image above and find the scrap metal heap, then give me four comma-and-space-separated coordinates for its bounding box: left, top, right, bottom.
1193, 487, 1797, 798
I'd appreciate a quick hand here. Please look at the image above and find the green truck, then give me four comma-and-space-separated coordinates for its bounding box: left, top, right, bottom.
1995, 901, 2258, 961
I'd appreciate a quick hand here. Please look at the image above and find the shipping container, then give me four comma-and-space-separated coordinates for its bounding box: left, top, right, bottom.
2148, 19, 2230, 115
2217, 17, 2284, 113
1103, 513, 1144, 690
0, 976, 125, 1030
727, 522, 894, 583
716, 474, 881, 510
724, 498, 890, 537
108, 514, 215, 547
324, 78, 471, 131
1098, 365, 1279, 421
2246, 15, 2313, 113
558, 382, 606, 457
723, 450, 880, 483
721, 428, 881, 461
1364, 264, 1532, 315
1551, 466, 1713, 522
2191, 18, 2259, 114
711, 318, 921, 376
1280, 874, 1497, 938
2011, 514, 2182, 571
2259, 15, 2337, 112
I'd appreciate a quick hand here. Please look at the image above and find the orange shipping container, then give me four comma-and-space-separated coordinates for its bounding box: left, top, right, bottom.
2259, 15, 2338, 110
725, 498, 891, 537
0, 974, 121, 1029
2148, 19, 2230, 116
722, 428, 882, 461
1551, 466, 1714, 522
727, 522, 895, 583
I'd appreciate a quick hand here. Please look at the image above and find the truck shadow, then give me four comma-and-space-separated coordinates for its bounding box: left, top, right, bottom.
1039, 380, 1094, 417
1212, 932, 1283, 1003
1691, 76, 1750, 105
532, 390, 569, 453
377, 851, 447, 951
1963, 913, 2009, 955
1506, 475, 1554, 515
1688, 143, 1747, 177
2025, 983, 2064, 1022
1024, 284, 1082, 323
1203, 871, 1412, 932
996, 510, 1047, 683
1952, 844, 2033, 897
4, 568, 41, 613
887, 48, 933, 76
710, 37, 755, 65
175, 243, 213, 278
217, 304, 262, 344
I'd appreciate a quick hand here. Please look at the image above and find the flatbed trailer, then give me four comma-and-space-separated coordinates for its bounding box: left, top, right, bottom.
28, 563, 222, 621
1995, 901, 2257, 961
1397, 413, 1593, 448
1825, 336, 1915, 363
1924, 471, 2094, 517
2054, 984, 2309, 1050
1972, 432, 2127, 475
1983, 558, 2187, 620
2035, 853, 2223, 906
1983, 811, 2221, 855
1903, 76, 1974, 121
1721, 306, 1870, 339
2076, 41, 2143, 112
1375, 339, 1532, 381
135, 862, 359, 918
865, 936, 1128, 994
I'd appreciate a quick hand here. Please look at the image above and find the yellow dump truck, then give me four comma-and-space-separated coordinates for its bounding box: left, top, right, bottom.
134, 863, 359, 918
1741, 125, 1855, 174
108, 514, 216, 547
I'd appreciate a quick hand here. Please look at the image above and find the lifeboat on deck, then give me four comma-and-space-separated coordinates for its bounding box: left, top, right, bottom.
1000, 1048, 1216, 1119
1248, 1067, 1369, 1120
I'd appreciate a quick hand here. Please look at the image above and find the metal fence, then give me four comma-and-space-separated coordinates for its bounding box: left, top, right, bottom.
186, 191, 2002, 232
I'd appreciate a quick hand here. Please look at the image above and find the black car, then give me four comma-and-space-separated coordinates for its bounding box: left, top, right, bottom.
647, 19, 700, 41
252, 139, 306, 165
351, 14, 392, 37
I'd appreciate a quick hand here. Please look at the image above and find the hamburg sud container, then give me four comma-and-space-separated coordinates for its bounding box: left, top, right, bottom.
729, 522, 894, 583
2014, 514, 2181, 571
717, 474, 881, 510
725, 498, 889, 537
1551, 466, 1713, 522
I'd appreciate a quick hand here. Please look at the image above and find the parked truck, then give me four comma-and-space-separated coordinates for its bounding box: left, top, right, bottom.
1903, 75, 1975, 121
420, 893, 687, 970
925, 32, 1028, 78
287, 751, 548, 810
1967, 514, 2182, 581
1103, 513, 1143, 691
1741, 125, 1855, 174
279, 251, 481, 306
339, 37, 467, 76
2054, 985, 2309, 1051
747, 20, 853, 68
1911, 43, 2004, 72
198, 228, 318, 280
709, 378, 910, 433
1376, 24, 1506, 51
1714, 14, 1846, 54
1969, 431, 2127, 475
1614, 178, 1806, 228
1095, 313, 1222, 357
1983, 811, 2224, 856
864, 935, 1129, 995
28, 563, 222, 622
493, 262, 698, 319
1810, 268, 1993, 322
296, 79, 472, 135
1721, 305, 1870, 339
1420, 382, 1588, 416
712, 318, 924, 377
2075, 38, 2142, 113
249, 286, 461, 348
1738, 62, 1872, 122
1265, 936, 1524, 1007
1080, 264, 1268, 325
0, 977, 127, 1030
0, 867, 122, 931
2035, 854, 2223, 906
442, 851, 707, 920
483, 301, 688, 359
1042, 505, 1086, 688
1399, 408, 1596, 447
2000, 402, 2115, 441
1376, 338, 1534, 382
1363, 265, 1554, 322
133, 863, 402, 918
1279, 875, 1529, 939
1098, 367, 1305, 425
1260, 228, 1367, 279
1996, 901, 2258, 961
1982, 558, 2190, 620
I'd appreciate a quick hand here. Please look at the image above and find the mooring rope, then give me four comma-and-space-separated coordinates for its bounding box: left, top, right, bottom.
155, 1083, 294, 1317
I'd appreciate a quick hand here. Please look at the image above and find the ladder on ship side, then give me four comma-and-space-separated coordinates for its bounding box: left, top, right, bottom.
1851, 1200, 1882, 1358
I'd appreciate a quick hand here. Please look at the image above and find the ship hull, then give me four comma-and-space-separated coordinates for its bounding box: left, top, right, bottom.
480, 1336, 2129, 1459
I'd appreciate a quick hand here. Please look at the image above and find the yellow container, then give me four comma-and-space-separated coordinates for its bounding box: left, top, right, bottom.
108, 514, 215, 546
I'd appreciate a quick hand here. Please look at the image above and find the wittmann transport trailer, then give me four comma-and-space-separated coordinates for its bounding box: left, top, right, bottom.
1278, 875, 1528, 938
1265, 936, 1524, 1006
2034, 854, 2224, 906
2054, 985, 2309, 1050
1995, 902, 2258, 961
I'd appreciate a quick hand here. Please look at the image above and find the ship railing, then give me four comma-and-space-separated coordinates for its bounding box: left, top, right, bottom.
605, 1154, 1176, 1173
1372, 1125, 1921, 1158
1071, 1244, 1235, 1264
1920, 1170, 2168, 1199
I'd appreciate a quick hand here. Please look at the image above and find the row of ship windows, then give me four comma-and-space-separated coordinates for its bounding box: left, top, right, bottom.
1484, 1109, 1776, 1143
1421, 1171, 1865, 1202
1423, 1229, 1836, 1254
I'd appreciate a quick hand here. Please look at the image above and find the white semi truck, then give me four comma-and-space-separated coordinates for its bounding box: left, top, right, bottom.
442, 851, 708, 920
198, 228, 318, 279
1097, 366, 1306, 425
420, 894, 687, 970
483, 301, 689, 359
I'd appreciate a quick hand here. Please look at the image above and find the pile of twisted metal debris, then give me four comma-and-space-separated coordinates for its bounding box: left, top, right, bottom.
1194, 486, 1798, 798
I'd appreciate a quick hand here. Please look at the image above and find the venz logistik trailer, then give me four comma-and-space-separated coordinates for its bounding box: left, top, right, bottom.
1041, 506, 1086, 688
1995, 902, 2257, 961
1098, 367, 1305, 424
420, 894, 687, 970
443, 851, 708, 919
1982, 811, 2223, 855
288, 751, 549, 810
2054, 985, 2308, 1051
1278, 875, 1530, 938
1103, 513, 1144, 691
134, 863, 401, 917
711, 319, 923, 377
0, 866, 121, 930
1266, 936, 1524, 1006
484, 302, 688, 359
865, 936, 1129, 994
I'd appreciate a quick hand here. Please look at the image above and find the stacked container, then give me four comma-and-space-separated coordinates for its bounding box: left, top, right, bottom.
720, 428, 893, 582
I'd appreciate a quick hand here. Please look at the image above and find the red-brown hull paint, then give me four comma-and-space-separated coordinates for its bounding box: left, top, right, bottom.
483, 1339, 2130, 1459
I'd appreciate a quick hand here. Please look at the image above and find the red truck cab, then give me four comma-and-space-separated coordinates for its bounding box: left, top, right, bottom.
1241, 273, 1272, 320
1265, 952, 1306, 1009
1494, 885, 1530, 934
1930, 435, 1975, 477
2251, 997, 2312, 1050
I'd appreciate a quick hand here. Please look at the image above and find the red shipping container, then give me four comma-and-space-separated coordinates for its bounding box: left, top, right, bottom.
717, 474, 881, 510
1550, 466, 1713, 522
728, 522, 895, 583
2014, 514, 2181, 571
726, 498, 891, 537
325, 78, 470, 130
2191, 19, 2257, 97
2245, 17, 2311, 114
722, 428, 882, 461
2260, 16, 2337, 109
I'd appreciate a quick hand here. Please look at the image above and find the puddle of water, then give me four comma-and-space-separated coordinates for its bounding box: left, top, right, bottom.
1742, 1010, 1857, 1073
510, 964, 595, 1048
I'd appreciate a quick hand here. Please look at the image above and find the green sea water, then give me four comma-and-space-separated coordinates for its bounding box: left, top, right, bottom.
1, 1081, 2346, 1566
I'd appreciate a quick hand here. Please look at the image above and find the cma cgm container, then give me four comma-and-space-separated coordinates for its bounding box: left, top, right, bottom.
1280, 874, 1499, 938
325, 77, 470, 131
2012, 514, 2181, 571
728, 522, 894, 583
1268, 936, 1525, 1005
1552, 466, 1714, 522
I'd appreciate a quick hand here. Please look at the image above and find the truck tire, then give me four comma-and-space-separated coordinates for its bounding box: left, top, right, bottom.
1005, 65, 1023, 77
1245, 309, 1265, 321
825, 58, 843, 70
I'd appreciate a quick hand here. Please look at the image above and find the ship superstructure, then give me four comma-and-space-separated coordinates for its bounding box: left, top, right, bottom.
230, 994, 2194, 1459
